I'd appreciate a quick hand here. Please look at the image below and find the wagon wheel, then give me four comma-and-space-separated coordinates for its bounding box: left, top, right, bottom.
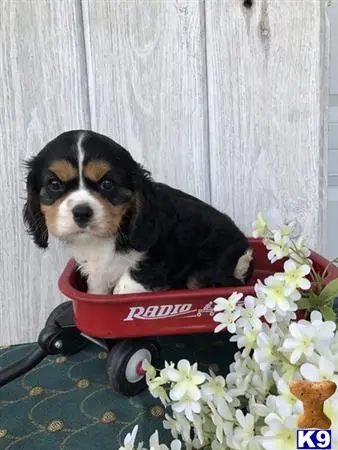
45, 301, 89, 355
107, 339, 160, 396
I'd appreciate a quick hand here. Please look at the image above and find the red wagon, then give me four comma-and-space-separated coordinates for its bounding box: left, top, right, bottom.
1, 238, 337, 395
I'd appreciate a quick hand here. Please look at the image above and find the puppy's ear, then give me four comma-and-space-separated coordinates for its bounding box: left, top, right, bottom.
23, 162, 48, 248
128, 165, 159, 252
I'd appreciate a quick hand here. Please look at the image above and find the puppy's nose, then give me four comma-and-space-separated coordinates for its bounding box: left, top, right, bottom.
72, 204, 93, 227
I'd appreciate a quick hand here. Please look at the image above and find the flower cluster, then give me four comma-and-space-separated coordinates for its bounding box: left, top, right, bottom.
119, 214, 338, 450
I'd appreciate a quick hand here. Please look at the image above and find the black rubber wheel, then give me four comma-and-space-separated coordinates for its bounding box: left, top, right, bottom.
45, 302, 89, 355
107, 339, 160, 396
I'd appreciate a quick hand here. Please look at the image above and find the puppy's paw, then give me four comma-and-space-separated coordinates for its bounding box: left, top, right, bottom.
113, 271, 148, 295
87, 279, 110, 295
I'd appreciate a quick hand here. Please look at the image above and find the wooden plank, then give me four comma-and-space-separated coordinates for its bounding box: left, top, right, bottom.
329, 123, 338, 149
326, 190, 338, 259
0, 0, 90, 345
329, 104, 338, 121
82, 0, 210, 202
328, 0, 338, 94
205, 0, 329, 251
328, 149, 338, 176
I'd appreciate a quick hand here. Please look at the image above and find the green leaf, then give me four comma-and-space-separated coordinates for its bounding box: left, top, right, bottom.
318, 279, 338, 305
297, 298, 311, 310
307, 292, 325, 308
320, 305, 337, 322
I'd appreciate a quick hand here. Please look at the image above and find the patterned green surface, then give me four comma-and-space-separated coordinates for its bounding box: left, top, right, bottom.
0, 333, 236, 450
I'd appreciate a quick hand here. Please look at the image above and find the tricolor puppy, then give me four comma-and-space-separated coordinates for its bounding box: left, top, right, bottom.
23, 130, 254, 295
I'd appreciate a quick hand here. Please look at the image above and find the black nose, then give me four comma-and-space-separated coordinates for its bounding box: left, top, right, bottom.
72, 204, 93, 227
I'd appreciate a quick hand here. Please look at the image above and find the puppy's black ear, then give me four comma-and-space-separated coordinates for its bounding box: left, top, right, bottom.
23, 162, 48, 249
128, 165, 159, 252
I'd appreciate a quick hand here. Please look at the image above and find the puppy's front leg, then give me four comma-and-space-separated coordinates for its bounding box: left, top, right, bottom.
113, 271, 148, 295
87, 276, 110, 295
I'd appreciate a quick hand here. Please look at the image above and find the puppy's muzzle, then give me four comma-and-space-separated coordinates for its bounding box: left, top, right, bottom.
72, 203, 93, 228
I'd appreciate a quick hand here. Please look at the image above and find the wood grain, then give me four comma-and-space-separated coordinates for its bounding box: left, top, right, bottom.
328, 0, 338, 94
0, 0, 331, 346
82, 0, 210, 202
0, 0, 90, 345
205, 0, 329, 251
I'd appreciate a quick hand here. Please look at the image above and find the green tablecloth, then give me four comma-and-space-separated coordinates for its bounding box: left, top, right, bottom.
0, 333, 236, 450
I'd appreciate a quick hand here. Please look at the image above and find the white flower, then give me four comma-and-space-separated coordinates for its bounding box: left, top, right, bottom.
282, 321, 316, 364
236, 296, 266, 331
189, 412, 205, 447
211, 440, 229, 450
166, 360, 205, 421
213, 292, 243, 333
163, 414, 179, 439
209, 408, 226, 444
214, 292, 243, 313
143, 361, 157, 383
169, 441, 181, 450
300, 355, 336, 382
260, 413, 298, 450
121, 214, 338, 450
289, 236, 311, 262
278, 222, 295, 238
148, 430, 181, 450
250, 366, 274, 399
166, 360, 205, 402
172, 412, 192, 444
119, 425, 143, 450
254, 330, 279, 372
287, 313, 336, 358
275, 309, 297, 324
252, 212, 269, 238
229, 410, 260, 450
148, 431, 167, 450
230, 325, 260, 357
263, 307, 297, 326
324, 393, 338, 445
202, 372, 241, 405
208, 398, 235, 445
226, 352, 252, 389
273, 373, 302, 413
275, 259, 311, 291
201, 374, 226, 402
309, 310, 336, 346
147, 371, 170, 405
264, 231, 291, 263
217, 396, 236, 424
215, 311, 241, 333
171, 394, 202, 422
248, 395, 271, 418
253, 394, 287, 419
259, 276, 300, 313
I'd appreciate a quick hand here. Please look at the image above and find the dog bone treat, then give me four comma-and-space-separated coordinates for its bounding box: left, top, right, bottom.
289, 380, 337, 429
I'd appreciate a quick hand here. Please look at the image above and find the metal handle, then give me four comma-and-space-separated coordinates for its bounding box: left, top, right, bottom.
0, 346, 47, 388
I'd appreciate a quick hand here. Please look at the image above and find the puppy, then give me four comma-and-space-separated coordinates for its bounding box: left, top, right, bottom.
23, 130, 254, 295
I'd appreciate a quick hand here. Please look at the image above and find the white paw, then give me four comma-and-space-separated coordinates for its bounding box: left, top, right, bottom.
113, 271, 147, 295
87, 278, 110, 295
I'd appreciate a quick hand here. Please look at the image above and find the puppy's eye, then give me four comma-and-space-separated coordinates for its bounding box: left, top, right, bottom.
47, 178, 63, 192
100, 179, 114, 191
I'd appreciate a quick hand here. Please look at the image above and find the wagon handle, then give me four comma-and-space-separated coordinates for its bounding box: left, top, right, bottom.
0, 345, 47, 388
0, 301, 88, 389
0, 323, 66, 388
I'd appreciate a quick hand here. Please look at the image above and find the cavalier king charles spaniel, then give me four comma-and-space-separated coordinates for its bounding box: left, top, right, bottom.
23, 130, 253, 295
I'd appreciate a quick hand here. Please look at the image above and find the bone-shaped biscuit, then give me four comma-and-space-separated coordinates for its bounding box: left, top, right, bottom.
289, 380, 337, 429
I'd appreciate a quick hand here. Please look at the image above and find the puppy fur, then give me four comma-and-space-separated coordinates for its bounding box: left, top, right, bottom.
23, 130, 254, 295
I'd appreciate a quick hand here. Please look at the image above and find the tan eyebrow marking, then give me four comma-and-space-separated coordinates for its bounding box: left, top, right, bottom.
84, 161, 112, 182
49, 160, 78, 182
